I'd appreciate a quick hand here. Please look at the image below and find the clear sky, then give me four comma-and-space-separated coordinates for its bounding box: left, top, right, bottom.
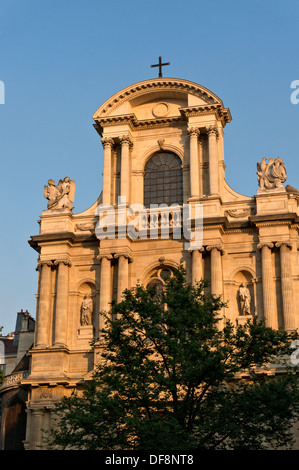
0, 0, 299, 334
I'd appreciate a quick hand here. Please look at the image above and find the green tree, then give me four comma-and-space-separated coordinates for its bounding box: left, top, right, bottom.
51, 267, 299, 450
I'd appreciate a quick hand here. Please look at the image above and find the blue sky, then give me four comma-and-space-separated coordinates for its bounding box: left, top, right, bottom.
0, 0, 299, 334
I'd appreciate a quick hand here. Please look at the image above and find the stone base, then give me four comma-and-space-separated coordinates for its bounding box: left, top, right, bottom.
77, 325, 94, 339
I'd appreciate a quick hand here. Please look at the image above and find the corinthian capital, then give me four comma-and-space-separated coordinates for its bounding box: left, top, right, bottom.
187, 127, 200, 138
207, 126, 219, 138
101, 137, 115, 149
120, 135, 133, 148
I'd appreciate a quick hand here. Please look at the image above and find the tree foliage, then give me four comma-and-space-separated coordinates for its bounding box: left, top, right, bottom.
51, 267, 299, 450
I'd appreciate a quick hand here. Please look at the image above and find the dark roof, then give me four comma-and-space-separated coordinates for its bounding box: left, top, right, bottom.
0, 337, 18, 354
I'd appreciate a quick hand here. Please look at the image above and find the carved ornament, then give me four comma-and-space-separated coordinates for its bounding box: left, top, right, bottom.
44, 177, 76, 211
257, 157, 287, 191
206, 244, 224, 255
225, 208, 251, 218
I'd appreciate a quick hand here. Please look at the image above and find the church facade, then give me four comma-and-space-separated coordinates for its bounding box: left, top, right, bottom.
18, 76, 299, 449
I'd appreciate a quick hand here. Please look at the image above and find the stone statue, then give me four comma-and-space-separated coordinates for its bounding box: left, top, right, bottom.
80, 294, 93, 326
44, 176, 76, 210
257, 157, 286, 190
238, 282, 251, 316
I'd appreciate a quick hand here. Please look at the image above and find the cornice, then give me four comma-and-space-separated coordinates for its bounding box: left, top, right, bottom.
180, 104, 232, 125
250, 213, 298, 226
94, 114, 184, 136
93, 78, 224, 119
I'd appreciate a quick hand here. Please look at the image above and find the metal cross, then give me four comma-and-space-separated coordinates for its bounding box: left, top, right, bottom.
151, 56, 170, 77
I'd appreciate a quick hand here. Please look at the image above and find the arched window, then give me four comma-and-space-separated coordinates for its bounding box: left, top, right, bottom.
146, 267, 173, 292
144, 152, 183, 208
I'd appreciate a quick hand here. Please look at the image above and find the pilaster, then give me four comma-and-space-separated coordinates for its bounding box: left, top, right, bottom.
53, 258, 71, 347
257, 242, 277, 329
101, 137, 114, 206
276, 241, 295, 330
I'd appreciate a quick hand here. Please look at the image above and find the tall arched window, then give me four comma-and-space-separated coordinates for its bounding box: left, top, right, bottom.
144, 152, 183, 207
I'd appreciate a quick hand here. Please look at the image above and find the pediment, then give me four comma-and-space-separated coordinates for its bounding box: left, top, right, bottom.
93, 78, 224, 120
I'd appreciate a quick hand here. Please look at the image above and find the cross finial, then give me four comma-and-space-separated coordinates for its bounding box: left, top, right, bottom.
151, 56, 170, 77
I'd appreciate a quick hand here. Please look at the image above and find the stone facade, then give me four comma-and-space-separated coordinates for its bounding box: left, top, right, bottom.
18, 77, 299, 449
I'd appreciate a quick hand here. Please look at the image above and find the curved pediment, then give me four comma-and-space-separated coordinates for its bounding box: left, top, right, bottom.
93, 77, 226, 120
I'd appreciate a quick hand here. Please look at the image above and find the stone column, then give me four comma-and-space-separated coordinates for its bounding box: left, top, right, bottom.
276, 242, 295, 330
188, 127, 200, 199
115, 253, 133, 303
207, 245, 223, 297
29, 409, 43, 450
120, 136, 133, 206
257, 243, 277, 329
99, 254, 112, 313
101, 137, 114, 206
53, 259, 71, 347
207, 126, 219, 196
191, 248, 204, 285
35, 261, 52, 348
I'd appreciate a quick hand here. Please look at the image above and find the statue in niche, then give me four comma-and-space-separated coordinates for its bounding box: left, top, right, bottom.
44, 176, 76, 210
80, 294, 93, 326
238, 282, 251, 316
257, 157, 286, 190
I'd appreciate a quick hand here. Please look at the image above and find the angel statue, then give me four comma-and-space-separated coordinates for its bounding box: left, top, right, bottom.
44, 177, 76, 210
257, 157, 287, 190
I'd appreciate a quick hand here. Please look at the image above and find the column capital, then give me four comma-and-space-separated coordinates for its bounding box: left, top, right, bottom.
206, 244, 224, 255
187, 127, 200, 138
257, 242, 274, 250
188, 246, 205, 253
36, 260, 53, 271
53, 258, 71, 267
97, 253, 113, 261
120, 135, 133, 148
207, 126, 219, 138
101, 137, 115, 149
275, 241, 292, 250
114, 253, 134, 263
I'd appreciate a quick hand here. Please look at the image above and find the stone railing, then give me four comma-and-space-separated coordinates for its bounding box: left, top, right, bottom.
0, 371, 29, 391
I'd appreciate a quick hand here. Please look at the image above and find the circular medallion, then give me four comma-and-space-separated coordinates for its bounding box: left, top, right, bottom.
152, 102, 169, 118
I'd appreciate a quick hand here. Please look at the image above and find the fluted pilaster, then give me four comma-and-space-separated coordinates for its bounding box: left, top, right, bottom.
276, 242, 295, 330
206, 245, 224, 297
207, 126, 219, 196
120, 135, 133, 205
53, 259, 71, 347
101, 137, 114, 206
115, 253, 133, 302
99, 254, 113, 314
191, 248, 204, 285
35, 260, 53, 348
258, 242, 277, 328
188, 127, 200, 199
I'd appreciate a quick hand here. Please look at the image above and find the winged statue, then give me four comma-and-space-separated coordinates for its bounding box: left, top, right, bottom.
257, 157, 286, 190
44, 176, 76, 210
